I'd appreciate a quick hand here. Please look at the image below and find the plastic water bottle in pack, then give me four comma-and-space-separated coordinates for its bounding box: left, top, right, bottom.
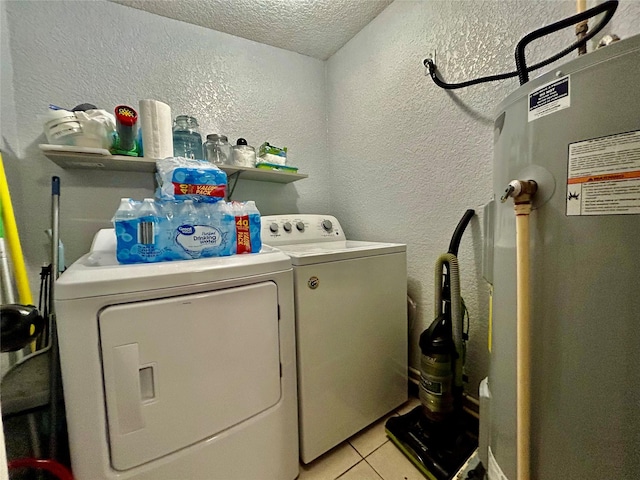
113, 197, 165, 264
171, 200, 235, 259
138, 198, 161, 245
156, 201, 178, 229
177, 199, 198, 227
231, 201, 262, 254
245, 201, 262, 253
197, 202, 211, 226
113, 197, 243, 263
112, 198, 139, 221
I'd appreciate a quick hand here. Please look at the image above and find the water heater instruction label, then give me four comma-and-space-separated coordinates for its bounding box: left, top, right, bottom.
528, 75, 570, 122
567, 130, 640, 216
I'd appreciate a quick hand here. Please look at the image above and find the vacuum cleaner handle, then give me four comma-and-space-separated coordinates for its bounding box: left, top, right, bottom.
448, 209, 475, 257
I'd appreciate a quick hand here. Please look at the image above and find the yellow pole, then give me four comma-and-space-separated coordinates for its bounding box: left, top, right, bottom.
0, 152, 33, 306
501, 179, 538, 480
515, 203, 532, 480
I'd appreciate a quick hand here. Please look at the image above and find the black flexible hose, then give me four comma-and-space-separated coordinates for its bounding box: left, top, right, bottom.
38, 265, 51, 349
441, 209, 475, 328
424, 58, 515, 90
515, 0, 618, 84
448, 209, 475, 256
424, 0, 618, 89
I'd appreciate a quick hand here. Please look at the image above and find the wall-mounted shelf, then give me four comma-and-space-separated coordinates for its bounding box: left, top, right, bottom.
40, 145, 308, 184
220, 165, 307, 184
41, 147, 157, 172
221, 165, 307, 198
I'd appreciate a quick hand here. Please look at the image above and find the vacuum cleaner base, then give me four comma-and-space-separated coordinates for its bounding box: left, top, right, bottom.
385, 406, 478, 480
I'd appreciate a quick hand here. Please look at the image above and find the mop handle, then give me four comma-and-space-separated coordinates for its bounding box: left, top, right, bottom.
0, 152, 33, 305
50, 177, 60, 313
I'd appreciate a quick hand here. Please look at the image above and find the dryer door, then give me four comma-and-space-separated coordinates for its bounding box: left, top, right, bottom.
99, 282, 281, 471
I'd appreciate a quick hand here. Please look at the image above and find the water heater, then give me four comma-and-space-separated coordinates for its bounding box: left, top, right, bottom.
485, 34, 640, 479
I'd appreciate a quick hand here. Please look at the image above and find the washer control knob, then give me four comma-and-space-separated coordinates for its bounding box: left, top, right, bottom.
322, 219, 333, 231
269, 223, 279, 233
296, 222, 305, 232
283, 222, 292, 232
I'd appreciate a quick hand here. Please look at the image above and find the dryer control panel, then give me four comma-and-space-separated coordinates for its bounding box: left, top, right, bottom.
262, 214, 345, 245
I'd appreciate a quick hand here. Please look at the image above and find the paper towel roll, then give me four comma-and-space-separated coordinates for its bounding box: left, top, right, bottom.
139, 99, 173, 160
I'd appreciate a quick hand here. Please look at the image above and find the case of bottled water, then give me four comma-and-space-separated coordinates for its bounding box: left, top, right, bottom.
112, 198, 262, 264
155, 157, 227, 203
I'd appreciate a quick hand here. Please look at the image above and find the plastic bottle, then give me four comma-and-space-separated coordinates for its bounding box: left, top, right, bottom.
137, 198, 160, 245
178, 199, 198, 226
198, 202, 215, 227
173, 115, 204, 160
231, 201, 262, 254
245, 201, 262, 252
157, 199, 174, 226
112, 198, 138, 222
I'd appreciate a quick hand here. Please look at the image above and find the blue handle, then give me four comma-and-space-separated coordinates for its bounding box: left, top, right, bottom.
52, 176, 60, 196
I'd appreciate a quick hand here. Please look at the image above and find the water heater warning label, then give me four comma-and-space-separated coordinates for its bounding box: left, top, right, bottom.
567, 130, 640, 216
528, 75, 570, 122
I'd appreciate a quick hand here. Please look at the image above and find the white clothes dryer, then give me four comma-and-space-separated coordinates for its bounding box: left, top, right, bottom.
262, 215, 408, 463
54, 229, 298, 480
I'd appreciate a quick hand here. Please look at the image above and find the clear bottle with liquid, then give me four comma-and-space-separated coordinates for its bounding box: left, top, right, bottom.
137, 198, 160, 245
112, 198, 139, 222
198, 202, 214, 227
178, 199, 199, 226
173, 115, 204, 160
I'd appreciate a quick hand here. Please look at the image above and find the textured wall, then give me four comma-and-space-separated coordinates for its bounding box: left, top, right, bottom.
326, 0, 640, 394
2, 0, 328, 296
1, 2, 17, 155
111, 0, 394, 60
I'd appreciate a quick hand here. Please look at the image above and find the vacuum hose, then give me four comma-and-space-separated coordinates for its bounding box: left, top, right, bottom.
420, 210, 474, 420
434, 253, 463, 390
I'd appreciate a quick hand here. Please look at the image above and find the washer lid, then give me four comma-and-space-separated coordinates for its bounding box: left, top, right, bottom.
56, 230, 291, 300
268, 240, 406, 265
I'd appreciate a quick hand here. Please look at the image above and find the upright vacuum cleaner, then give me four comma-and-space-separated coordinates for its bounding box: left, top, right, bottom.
386, 209, 478, 480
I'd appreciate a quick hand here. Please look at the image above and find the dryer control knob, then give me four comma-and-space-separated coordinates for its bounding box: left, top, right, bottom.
269, 223, 279, 233
283, 222, 292, 232
322, 219, 333, 231
296, 222, 305, 232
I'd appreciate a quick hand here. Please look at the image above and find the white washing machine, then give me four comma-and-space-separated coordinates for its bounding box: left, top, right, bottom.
262, 214, 408, 463
54, 229, 298, 480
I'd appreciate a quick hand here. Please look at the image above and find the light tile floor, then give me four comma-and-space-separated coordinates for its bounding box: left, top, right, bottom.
298, 396, 479, 480
298, 396, 422, 480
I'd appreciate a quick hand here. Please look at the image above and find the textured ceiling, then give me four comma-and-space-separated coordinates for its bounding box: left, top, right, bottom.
110, 0, 394, 60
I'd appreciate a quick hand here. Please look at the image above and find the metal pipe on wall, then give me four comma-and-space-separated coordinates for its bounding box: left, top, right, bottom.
576, 0, 589, 54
